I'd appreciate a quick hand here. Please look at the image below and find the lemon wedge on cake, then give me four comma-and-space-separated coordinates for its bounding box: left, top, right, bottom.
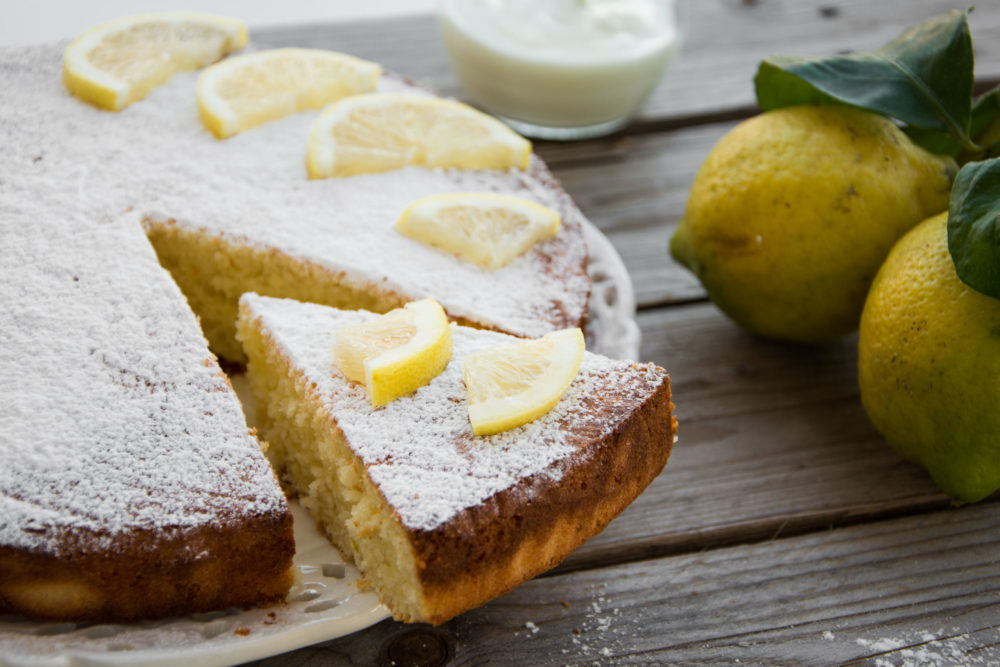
396, 193, 561, 269
333, 299, 452, 406
197, 48, 380, 139
306, 94, 532, 178
63, 13, 246, 111
463, 328, 585, 436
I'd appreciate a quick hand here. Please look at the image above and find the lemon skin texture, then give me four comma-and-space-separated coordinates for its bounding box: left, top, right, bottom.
858, 212, 1000, 503
671, 105, 956, 342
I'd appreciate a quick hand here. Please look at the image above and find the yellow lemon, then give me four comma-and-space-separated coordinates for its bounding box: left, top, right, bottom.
858, 212, 1000, 503
395, 193, 560, 269
306, 94, 531, 178
63, 13, 246, 111
463, 328, 584, 436
197, 48, 380, 139
670, 105, 956, 342
333, 299, 452, 406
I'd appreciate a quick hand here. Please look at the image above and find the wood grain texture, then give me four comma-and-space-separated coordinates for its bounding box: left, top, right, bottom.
557, 302, 961, 573
533, 124, 733, 308
250, 503, 1000, 666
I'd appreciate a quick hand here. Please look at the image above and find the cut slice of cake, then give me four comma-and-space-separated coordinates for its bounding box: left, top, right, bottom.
236, 293, 675, 624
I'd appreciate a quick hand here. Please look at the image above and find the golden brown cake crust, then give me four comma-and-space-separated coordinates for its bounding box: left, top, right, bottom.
410, 375, 675, 624
0, 511, 294, 623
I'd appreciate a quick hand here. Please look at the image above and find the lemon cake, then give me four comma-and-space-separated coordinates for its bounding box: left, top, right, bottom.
237, 294, 675, 624
42, 33, 593, 363
2, 25, 590, 622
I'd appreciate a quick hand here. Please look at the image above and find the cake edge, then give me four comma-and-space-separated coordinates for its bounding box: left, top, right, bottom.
412, 368, 675, 624
0, 510, 295, 622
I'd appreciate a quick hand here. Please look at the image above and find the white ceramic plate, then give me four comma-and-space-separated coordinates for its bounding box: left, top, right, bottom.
0, 218, 638, 667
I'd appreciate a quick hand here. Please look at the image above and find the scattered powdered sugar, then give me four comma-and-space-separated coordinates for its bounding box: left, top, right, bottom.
242, 294, 666, 531
858, 636, 907, 653
563, 592, 627, 662
854, 629, 998, 667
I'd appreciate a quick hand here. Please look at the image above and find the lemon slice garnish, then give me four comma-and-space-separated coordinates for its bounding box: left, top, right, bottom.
306, 93, 532, 178
197, 48, 380, 139
63, 13, 246, 111
395, 193, 561, 270
462, 328, 585, 436
333, 299, 453, 406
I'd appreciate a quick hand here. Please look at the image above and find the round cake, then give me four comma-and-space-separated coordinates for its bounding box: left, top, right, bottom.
0, 28, 670, 626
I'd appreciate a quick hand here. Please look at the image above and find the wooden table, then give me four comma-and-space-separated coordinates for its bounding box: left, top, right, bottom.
250, 3, 1000, 664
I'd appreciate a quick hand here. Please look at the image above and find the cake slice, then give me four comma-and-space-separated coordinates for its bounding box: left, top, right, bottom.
237, 293, 675, 624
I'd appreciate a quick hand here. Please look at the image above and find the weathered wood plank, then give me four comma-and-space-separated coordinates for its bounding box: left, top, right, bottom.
535, 123, 730, 308
534, 124, 722, 232
249, 502, 1000, 666
253, 1, 1000, 125
603, 223, 702, 308
533, 125, 712, 308
555, 302, 970, 573
641, 0, 1000, 125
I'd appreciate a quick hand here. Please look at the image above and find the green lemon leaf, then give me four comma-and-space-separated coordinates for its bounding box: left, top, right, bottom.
904, 125, 962, 157
947, 87, 1000, 163
968, 86, 1000, 159
948, 158, 1000, 299
971, 86, 1000, 135
755, 9, 975, 151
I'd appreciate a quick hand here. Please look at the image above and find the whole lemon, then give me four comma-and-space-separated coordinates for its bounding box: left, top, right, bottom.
859, 212, 1000, 503
670, 105, 956, 342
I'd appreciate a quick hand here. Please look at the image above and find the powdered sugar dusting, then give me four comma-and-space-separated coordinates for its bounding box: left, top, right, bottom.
2, 43, 588, 339
0, 39, 591, 555
242, 294, 665, 531
1, 44, 293, 555
0, 207, 287, 554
